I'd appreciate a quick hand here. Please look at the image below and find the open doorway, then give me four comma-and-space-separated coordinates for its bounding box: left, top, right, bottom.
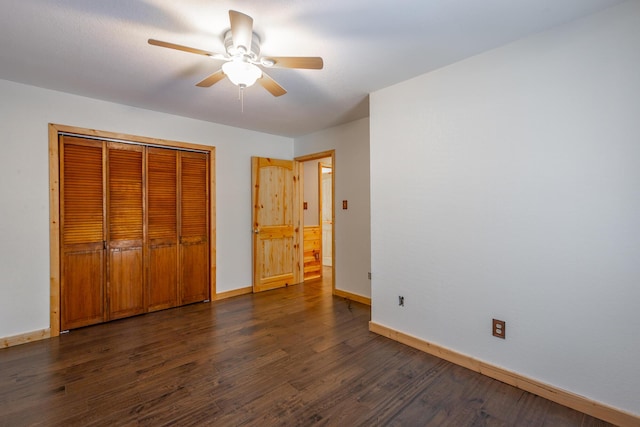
320, 163, 332, 269
297, 151, 335, 291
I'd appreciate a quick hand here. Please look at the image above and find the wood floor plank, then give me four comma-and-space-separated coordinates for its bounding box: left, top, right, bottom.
0, 269, 615, 426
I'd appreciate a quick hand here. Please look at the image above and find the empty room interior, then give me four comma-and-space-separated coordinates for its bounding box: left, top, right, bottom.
0, 1, 638, 425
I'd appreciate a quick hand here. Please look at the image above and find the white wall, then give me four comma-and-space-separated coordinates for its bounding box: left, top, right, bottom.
371, 1, 640, 416
0, 79, 292, 338
302, 159, 320, 226
294, 118, 371, 299
302, 157, 331, 227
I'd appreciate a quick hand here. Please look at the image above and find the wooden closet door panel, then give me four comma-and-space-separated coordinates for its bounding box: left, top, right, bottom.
62, 250, 104, 330
180, 152, 209, 304
60, 137, 105, 330
108, 248, 143, 319
180, 242, 208, 304
148, 245, 178, 310
107, 144, 145, 319
147, 147, 178, 311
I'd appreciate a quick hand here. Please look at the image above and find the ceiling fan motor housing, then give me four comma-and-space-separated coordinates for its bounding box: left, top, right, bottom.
224, 30, 261, 60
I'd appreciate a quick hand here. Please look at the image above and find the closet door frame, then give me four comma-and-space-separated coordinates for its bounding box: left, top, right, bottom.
49, 123, 216, 336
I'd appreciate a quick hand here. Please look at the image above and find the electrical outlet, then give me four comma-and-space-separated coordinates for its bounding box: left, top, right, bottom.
492, 319, 506, 339
398, 296, 404, 306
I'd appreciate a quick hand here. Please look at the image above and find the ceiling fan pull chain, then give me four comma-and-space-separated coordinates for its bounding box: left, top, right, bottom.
240, 86, 244, 113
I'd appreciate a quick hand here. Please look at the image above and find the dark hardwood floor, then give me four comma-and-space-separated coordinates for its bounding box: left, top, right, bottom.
0, 269, 613, 426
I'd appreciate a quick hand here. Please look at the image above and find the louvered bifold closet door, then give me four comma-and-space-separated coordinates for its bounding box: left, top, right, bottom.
179, 151, 210, 304
60, 136, 105, 330
107, 143, 145, 320
147, 147, 178, 311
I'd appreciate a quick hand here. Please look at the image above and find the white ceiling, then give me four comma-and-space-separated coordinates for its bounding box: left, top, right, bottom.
0, 0, 625, 138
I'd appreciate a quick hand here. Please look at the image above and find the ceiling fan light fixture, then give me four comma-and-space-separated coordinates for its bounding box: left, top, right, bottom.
222, 59, 262, 88
148, 10, 322, 97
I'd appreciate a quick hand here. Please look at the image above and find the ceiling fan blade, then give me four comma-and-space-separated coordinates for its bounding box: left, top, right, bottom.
258, 72, 287, 97
229, 10, 254, 52
265, 57, 324, 70
196, 70, 226, 87
148, 39, 224, 58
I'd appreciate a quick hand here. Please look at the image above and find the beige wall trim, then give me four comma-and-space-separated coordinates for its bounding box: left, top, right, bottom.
213, 287, 252, 301
369, 321, 639, 427
2, 329, 51, 349
334, 289, 371, 306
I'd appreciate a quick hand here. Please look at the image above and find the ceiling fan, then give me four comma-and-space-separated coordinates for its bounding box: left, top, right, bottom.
148, 10, 323, 97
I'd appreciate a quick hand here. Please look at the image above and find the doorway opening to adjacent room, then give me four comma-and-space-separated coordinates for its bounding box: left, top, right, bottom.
296, 150, 335, 292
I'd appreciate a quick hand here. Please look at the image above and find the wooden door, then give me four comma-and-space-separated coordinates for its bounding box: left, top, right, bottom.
252, 157, 301, 292
106, 143, 145, 320
146, 147, 178, 311
60, 136, 105, 330
54, 124, 214, 332
180, 151, 210, 304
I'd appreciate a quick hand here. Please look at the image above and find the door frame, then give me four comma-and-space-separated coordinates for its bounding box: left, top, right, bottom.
319, 162, 333, 267
295, 150, 336, 294
49, 123, 216, 337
